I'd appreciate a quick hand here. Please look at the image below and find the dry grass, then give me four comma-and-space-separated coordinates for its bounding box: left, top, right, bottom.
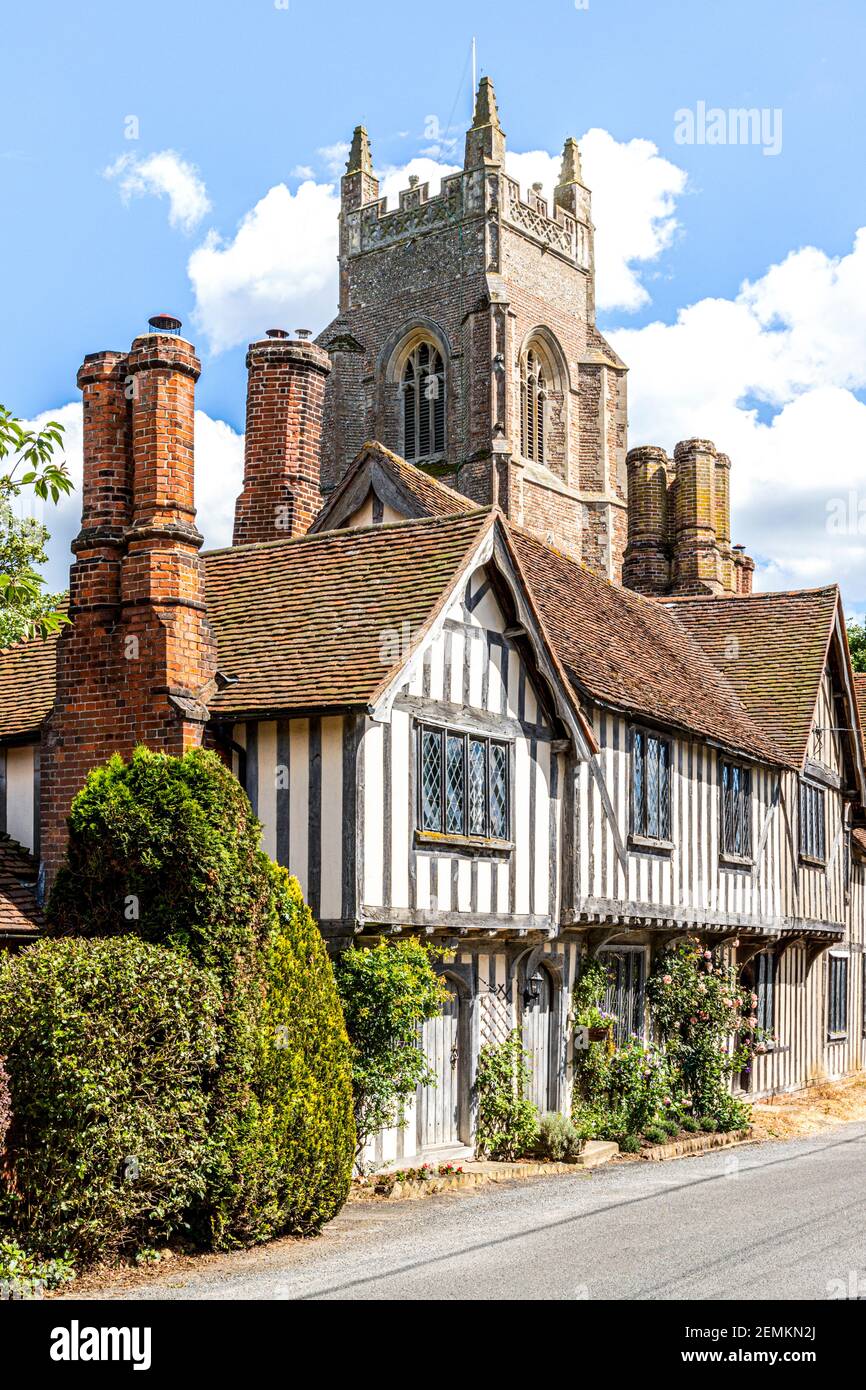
750, 1074, 866, 1141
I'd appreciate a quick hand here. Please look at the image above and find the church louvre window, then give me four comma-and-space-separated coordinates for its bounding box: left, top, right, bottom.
417, 725, 510, 841
520, 347, 547, 463
401, 342, 445, 461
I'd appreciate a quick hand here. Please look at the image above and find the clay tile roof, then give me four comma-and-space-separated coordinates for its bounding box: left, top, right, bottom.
854, 672, 866, 729
0, 629, 58, 738
204, 510, 494, 717
508, 524, 791, 766
0, 834, 42, 940
664, 588, 839, 766
310, 441, 476, 533
364, 443, 477, 517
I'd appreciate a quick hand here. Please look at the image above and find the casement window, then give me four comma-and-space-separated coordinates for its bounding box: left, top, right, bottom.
600, 948, 646, 1047
631, 729, 671, 841
828, 953, 848, 1039
720, 759, 752, 859
520, 347, 546, 463
754, 952, 775, 1033
419, 726, 509, 841
799, 780, 826, 862
401, 342, 445, 461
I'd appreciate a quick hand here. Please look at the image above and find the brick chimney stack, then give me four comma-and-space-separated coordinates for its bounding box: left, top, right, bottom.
41, 319, 216, 882
232, 330, 332, 545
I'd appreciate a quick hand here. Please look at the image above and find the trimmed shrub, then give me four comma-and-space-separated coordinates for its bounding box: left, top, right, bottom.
535, 1111, 587, 1162
47, 746, 272, 975
474, 1030, 539, 1161
661, 1116, 681, 1138
699, 1116, 719, 1133
0, 937, 219, 1262
681, 1115, 700, 1133
45, 747, 354, 1251
334, 938, 448, 1163
206, 866, 355, 1245
643, 1124, 669, 1145
619, 1134, 641, 1154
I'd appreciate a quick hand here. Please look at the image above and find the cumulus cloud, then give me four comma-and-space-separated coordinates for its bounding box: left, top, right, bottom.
188, 181, 341, 354
104, 150, 212, 233
14, 404, 244, 591
608, 229, 866, 601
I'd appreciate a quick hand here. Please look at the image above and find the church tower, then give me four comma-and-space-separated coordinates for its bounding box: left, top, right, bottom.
317, 76, 629, 581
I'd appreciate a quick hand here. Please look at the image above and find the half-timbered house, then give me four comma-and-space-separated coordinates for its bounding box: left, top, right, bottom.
2, 77, 865, 1163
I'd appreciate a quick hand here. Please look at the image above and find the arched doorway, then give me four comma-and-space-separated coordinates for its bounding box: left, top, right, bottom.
520, 963, 555, 1114
418, 981, 462, 1150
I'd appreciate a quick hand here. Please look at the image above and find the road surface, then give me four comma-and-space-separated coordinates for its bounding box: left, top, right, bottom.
106, 1124, 866, 1300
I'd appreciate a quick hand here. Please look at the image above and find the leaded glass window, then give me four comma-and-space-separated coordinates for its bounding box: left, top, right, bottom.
720, 759, 752, 858
417, 726, 509, 841
632, 729, 671, 841
402, 342, 445, 461
520, 347, 546, 463
468, 738, 486, 835
799, 780, 826, 862
490, 742, 508, 840
445, 734, 465, 834
421, 728, 442, 832
600, 949, 646, 1047
828, 954, 848, 1038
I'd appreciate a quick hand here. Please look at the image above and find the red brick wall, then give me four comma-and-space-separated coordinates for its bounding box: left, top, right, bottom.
40, 332, 216, 882
233, 335, 332, 544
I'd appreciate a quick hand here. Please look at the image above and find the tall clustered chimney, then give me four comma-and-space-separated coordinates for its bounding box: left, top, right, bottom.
232, 330, 332, 545
622, 437, 754, 597
41, 317, 216, 882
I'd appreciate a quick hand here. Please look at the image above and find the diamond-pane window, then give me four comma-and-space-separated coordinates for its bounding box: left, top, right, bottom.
490, 742, 508, 839
421, 728, 442, 831
633, 729, 671, 841
469, 738, 487, 835
445, 734, 465, 834
720, 758, 752, 856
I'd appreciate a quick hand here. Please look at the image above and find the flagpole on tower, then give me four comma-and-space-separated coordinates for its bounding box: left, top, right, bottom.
471, 36, 477, 108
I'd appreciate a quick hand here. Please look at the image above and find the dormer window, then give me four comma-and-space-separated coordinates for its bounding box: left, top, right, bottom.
520, 347, 546, 463
401, 342, 445, 461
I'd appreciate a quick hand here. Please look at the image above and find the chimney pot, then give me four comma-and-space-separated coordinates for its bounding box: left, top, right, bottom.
295, 328, 312, 340
147, 312, 182, 335
266, 328, 290, 339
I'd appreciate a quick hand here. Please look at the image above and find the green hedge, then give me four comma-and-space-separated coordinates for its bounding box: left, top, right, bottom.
0, 936, 220, 1262
44, 747, 354, 1252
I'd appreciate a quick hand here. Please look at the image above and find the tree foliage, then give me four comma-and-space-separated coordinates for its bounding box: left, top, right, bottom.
334, 938, 449, 1161
0, 406, 71, 641
847, 620, 866, 674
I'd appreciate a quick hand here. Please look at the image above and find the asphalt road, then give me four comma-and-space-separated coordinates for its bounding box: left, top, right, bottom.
109, 1123, 866, 1301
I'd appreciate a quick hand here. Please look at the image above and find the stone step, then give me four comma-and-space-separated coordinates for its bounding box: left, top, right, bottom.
574, 1140, 619, 1168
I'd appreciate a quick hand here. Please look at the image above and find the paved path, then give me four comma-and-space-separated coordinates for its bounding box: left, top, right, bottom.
108, 1124, 866, 1300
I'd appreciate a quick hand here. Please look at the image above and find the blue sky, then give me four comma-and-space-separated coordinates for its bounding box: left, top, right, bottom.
4, 0, 866, 604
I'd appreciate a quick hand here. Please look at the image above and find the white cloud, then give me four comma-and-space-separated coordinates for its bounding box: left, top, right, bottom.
13, 404, 243, 591
186, 132, 686, 355
608, 228, 866, 599
104, 150, 212, 233
188, 181, 341, 355
317, 142, 350, 177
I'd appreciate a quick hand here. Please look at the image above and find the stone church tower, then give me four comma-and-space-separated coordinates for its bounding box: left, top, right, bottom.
317, 76, 629, 581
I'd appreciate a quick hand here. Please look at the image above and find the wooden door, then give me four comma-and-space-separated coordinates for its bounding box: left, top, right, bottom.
418, 986, 461, 1149
522, 966, 554, 1113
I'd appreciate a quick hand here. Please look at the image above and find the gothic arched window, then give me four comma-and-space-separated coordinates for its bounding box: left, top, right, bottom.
401, 342, 445, 461
520, 346, 547, 463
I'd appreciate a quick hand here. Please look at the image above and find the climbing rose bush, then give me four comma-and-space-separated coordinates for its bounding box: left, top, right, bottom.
646, 937, 762, 1130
